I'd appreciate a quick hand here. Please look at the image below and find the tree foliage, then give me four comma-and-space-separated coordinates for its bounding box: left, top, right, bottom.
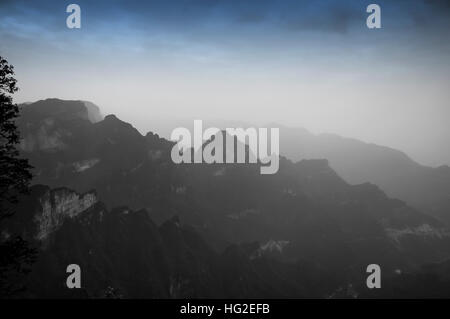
0, 56, 35, 298
0, 56, 32, 219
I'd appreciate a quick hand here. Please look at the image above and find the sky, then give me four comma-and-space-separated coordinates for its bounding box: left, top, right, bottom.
0, 0, 449, 166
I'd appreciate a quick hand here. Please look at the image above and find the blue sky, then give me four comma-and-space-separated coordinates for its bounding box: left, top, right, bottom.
1, 0, 450, 166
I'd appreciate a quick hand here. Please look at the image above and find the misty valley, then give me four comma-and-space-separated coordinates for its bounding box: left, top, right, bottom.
2, 98, 450, 298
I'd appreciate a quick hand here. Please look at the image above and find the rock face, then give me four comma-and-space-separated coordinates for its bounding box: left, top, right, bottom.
82, 101, 103, 123
35, 188, 97, 240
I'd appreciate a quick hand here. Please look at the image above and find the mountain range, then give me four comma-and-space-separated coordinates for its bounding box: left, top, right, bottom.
4, 98, 450, 298
277, 125, 450, 225
138, 117, 450, 225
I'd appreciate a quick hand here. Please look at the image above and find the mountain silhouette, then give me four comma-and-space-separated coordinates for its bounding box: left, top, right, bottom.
274, 124, 450, 225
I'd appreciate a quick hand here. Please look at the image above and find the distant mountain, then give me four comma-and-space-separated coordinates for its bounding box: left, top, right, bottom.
141, 119, 450, 225
10, 99, 450, 297
275, 124, 450, 225
19, 98, 103, 123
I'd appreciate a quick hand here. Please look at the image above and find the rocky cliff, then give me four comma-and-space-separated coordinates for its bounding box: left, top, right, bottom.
35, 188, 97, 240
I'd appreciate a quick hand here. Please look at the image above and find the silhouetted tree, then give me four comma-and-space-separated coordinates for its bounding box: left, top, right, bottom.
0, 56, 35, 297
0, 56, 32, 217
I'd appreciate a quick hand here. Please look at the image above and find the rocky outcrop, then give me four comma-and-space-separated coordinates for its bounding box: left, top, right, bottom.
34, 188, 97, 240
82, 101, 103, 123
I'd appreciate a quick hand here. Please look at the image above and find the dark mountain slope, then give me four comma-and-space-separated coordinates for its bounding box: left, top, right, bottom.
4, 185, 333, 298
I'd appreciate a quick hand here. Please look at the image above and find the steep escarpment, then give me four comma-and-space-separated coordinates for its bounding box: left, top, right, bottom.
3, 186, 98, 242
35, 188, 97, 240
